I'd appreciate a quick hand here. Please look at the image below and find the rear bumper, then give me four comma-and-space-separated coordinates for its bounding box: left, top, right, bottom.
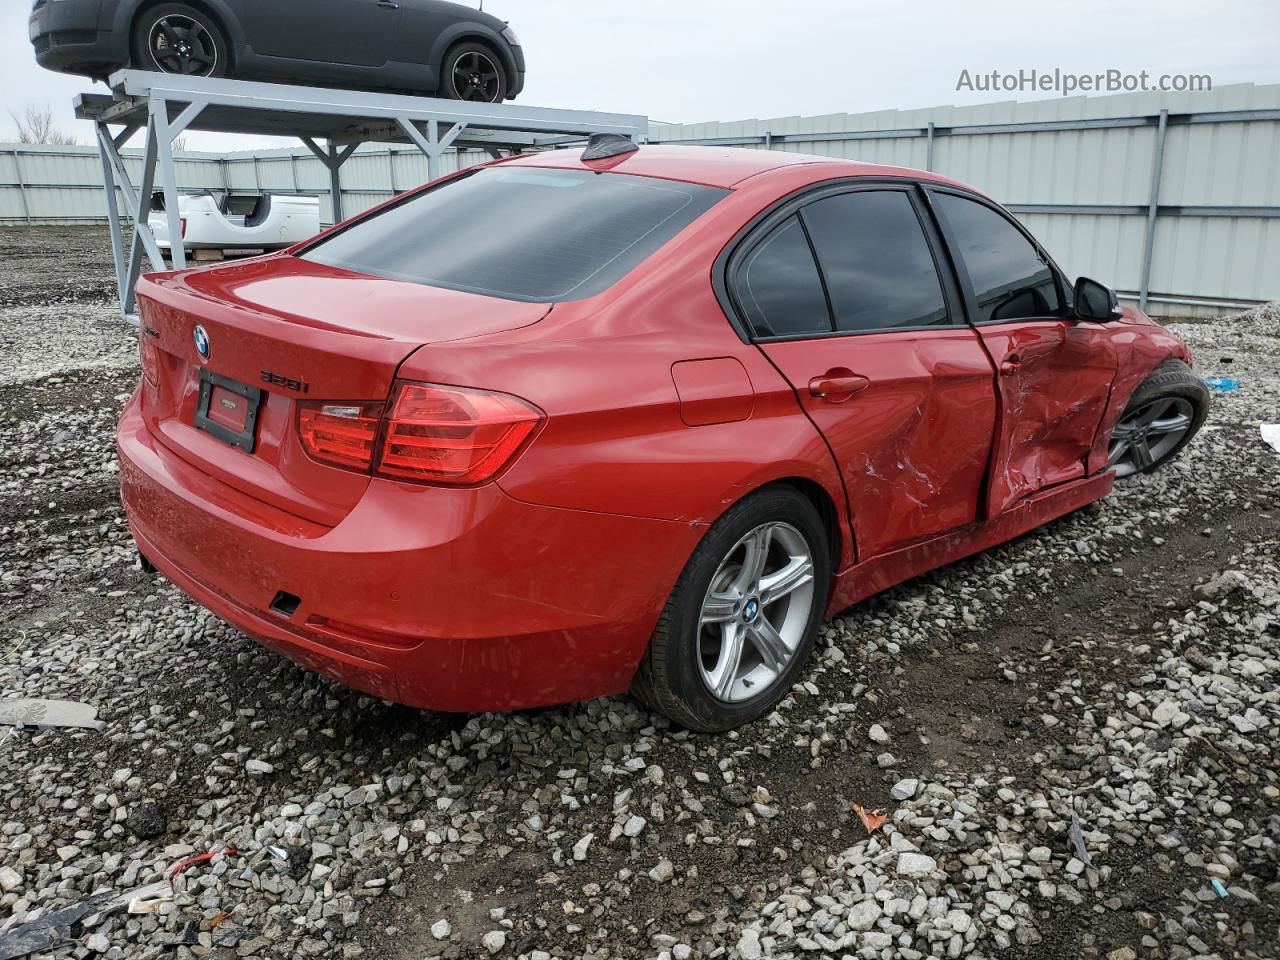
117, 392, 700, 712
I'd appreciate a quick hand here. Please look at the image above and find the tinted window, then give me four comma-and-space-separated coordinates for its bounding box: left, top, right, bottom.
935, 193, 1062, 323
303, 167, 726, 303
801, 190, 950, 332
734, 215, 831, 338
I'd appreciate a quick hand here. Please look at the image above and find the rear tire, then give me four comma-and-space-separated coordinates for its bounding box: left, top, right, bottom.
1107, 359, 1209, 478
439, 41, 508, 102
631, 486, 831, 733
131, 4, 228, 79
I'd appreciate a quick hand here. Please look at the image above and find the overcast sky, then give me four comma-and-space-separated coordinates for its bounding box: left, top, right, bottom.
6, 0, 1279, 150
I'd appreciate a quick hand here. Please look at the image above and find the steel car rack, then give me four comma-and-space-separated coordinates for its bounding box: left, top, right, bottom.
75, 70, 648, 323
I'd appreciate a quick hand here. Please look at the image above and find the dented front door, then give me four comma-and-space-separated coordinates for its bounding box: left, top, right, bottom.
925, 187, 1118, 516
973, 320, 1118, 515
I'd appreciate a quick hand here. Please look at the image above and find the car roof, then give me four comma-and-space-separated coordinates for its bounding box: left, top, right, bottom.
501, 144, 980, 192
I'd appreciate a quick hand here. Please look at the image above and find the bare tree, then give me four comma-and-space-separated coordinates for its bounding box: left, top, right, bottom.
173, 135, 189, 152
9, 104, 77, 146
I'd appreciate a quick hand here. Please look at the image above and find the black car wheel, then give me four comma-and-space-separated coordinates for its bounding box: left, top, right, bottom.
441, 42, 508, 102
132, 4, 228, 78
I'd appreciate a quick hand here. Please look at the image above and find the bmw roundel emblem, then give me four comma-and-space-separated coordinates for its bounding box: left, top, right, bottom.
193, 324, 210, 360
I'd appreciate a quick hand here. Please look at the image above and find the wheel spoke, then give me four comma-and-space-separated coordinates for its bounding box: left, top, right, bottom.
700, 593, 737, 625
708, 623, 745, 699
158, 20, 180, 45
747, 617, 791, 673
1111, 421, 1141, 442
1136, 397, 1172, 427
1148, 412, 1191, 435
1107, 438, 1130, 466
1130, 438, 1156, 469
759, 556, 814, 607
733, 525, 772, 594
187, 21, 205, 44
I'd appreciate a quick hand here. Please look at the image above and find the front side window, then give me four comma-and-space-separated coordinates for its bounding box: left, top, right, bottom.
800, 190, 951, 332
733, 215, 831, 338
934, 192, 1062, 323
302, 167, 727, 303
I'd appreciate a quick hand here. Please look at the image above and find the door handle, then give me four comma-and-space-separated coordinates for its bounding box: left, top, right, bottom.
377, 0, 399, 7
809, 372, 870, 402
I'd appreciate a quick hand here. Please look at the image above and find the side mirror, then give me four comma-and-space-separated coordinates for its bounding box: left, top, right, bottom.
1073, 276, 1123, 322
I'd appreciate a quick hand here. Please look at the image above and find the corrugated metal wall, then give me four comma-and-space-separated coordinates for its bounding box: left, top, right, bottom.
648, 82, 1280, 314
2, 82, 1277, 315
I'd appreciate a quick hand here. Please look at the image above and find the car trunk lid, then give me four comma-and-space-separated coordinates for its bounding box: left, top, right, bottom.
134, 256, 551, 527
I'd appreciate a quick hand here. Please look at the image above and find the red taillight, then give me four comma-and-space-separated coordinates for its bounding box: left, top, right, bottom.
376, 381, 543, 486
298, 403, 382, 471
179, 218, 188, 238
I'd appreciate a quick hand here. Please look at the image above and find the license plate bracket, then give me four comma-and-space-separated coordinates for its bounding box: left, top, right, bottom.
195, 370, 263, 453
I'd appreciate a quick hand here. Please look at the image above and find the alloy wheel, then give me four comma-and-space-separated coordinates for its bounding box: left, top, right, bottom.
1108, 396, 1196, 477
148, 15, 218, 76
697, 521, 816, 703
451, 51, 501, 102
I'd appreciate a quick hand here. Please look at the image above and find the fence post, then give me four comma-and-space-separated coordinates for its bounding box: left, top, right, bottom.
10, 150, 32, 223
1138, 109, 1169, 312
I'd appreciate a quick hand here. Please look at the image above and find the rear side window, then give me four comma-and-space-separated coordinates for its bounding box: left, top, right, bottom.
933, 193, 1063, 323
801, 190, 951, 332
733, 215, 831, 338
302, 167, 727, 303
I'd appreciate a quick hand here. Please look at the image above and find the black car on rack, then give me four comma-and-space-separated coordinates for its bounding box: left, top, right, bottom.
30, 0, 525, 102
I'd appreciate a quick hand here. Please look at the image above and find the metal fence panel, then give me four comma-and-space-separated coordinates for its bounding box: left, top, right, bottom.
648, 81, 1280, 312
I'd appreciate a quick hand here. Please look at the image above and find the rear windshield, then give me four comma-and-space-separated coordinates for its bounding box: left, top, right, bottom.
301, 166, 728, 302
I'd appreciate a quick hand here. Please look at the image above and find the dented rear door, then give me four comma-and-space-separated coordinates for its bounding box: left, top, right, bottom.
743, 185, 997, 560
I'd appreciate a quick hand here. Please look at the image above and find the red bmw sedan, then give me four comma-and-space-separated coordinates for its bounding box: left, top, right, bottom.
119, 138, 1208, 731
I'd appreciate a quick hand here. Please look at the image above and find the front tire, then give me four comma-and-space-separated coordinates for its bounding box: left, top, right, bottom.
439, 42, 508, 102
632, 486, 831, 732
1107, 359, 1209, 478
131, 4, 228, 79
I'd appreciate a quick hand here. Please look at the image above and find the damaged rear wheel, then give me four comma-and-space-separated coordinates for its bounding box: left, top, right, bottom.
1108, 359, 1209, 478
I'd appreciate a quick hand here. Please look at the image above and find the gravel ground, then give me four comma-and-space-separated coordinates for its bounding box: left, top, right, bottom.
0, 226, 1277, 960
